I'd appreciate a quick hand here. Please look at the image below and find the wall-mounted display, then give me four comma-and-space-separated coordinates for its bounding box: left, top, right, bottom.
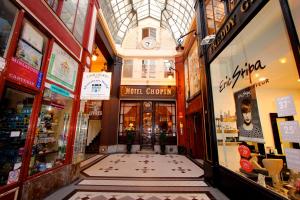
187, 41, 201, 98
15, 40, 43, 70
184, 59, 189, 100
21, 21, 44, 52
47, 42, 78, 91
29, 87, 73, 176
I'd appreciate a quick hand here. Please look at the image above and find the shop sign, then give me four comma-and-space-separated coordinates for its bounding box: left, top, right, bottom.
7, 57, 41, 90
80, 72, 112, 100
208, 0, 268, 61
47, 42, 78, 91
279, 121, 300, 143
0, 57, 6, 72
276, 95, 297, 117
219, 60, 266, 93
120, 85, 176, 99
49, 84, 71, 98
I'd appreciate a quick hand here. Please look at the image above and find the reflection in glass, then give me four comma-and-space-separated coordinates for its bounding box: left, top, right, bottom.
0, 1, 18, 57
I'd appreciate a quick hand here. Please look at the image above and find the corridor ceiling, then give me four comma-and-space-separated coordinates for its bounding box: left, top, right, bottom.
99, 0, 195, 45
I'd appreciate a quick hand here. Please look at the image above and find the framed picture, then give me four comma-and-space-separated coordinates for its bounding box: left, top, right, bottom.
21, 21, 44, 52
15, 40, 43, 70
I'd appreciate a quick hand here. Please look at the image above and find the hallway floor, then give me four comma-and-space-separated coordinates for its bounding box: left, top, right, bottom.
45, 154, 229, 200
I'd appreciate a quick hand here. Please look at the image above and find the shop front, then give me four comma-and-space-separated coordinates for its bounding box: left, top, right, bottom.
204, 0, 300, 199
119, 85, 177, 153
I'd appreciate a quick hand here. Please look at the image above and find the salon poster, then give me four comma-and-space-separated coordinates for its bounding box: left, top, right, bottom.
234, 85, 264, 143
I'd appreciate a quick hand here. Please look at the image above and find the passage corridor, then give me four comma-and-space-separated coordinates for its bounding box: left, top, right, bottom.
45, 154, 229, 200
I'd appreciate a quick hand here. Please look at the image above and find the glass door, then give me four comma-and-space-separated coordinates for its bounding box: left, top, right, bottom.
142, 101, 154, 148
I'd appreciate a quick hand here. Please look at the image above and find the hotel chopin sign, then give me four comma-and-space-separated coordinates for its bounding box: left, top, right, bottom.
120, 85, 176, 99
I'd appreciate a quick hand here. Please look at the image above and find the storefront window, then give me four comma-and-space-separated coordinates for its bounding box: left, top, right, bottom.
0, 88, 34, 186
60, 0, 89, 43
119, 102, 140, 137
155, 102, 176, 136
210, 1, 300, 198
0, 1, 18, 57
29, 88, 72, 175
288, 0, 300, 39
205, 0, 226, 35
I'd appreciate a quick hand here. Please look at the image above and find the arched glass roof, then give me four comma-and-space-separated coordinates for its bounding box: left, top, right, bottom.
99, 0, 195, 45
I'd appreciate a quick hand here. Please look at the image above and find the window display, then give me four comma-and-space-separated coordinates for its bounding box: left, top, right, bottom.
210, 1, 300, 198
0, 88, 34, 186
29, 88, 72, 175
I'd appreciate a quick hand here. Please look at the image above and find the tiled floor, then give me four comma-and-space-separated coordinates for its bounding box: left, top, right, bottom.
45, 154, 229, 200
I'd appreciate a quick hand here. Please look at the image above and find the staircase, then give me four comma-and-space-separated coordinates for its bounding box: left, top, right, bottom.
85, 133, 100, 154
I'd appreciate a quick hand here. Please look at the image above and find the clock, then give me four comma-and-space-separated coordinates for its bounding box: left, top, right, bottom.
141, 37, 156, 49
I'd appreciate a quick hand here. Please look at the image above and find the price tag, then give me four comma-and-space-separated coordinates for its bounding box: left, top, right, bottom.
285, 148, 300, 172
279, 121, 300, 143
276, 96, 296, 117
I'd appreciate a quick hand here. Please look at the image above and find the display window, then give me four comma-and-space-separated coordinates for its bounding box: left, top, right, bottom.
0, 1, 18, 58
29, 87, 72, 175
0, 87, 34, 186
210, 1, 300, 198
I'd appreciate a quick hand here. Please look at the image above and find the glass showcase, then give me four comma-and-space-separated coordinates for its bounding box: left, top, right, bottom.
210, 1, 300, 198
29, 88, 72, 175
0, 88, 34, 186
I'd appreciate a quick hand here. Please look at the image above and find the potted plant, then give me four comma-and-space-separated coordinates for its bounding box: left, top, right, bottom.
125, 123, 135, 153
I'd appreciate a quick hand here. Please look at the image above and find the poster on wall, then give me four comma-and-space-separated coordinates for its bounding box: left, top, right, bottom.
188, 41, 201, 97
47, 43, 78, 91
21, 21, 44, 52
15, 40, 43, 70
80, 72, 112, 100
234, 85, 264, 143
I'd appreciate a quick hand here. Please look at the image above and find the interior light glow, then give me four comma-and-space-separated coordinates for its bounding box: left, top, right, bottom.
92, 54, 98, 61
279, 57, 287, 64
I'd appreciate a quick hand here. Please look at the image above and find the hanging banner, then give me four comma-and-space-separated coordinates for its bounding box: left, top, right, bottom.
47, 43, 78, 91
234, 85, 264, 143
80, 72, 112, 100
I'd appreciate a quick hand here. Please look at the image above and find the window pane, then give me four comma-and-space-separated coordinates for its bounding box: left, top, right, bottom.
29, 88, 73, 176
123, 60, 133, 78
46, 0, 59, 12
73, 0, 89, 43
0, 88, 34, 186
0, 1, 18, 57
288, 0, 300, 39
60, 0, 78, 31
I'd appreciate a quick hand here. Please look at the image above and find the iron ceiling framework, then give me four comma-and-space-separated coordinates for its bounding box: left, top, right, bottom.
99, 0, 195, 45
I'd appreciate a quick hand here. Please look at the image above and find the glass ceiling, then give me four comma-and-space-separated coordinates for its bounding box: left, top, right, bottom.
99, 0, 195, 45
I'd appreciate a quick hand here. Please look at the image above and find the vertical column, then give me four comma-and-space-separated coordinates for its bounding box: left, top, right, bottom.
175, 56, 187, 148
100, 56, 122, 150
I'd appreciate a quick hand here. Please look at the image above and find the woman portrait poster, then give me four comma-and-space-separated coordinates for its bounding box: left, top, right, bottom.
234, 85, 264, 143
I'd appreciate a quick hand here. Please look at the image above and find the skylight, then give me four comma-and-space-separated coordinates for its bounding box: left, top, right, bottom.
98, 0, 195, 45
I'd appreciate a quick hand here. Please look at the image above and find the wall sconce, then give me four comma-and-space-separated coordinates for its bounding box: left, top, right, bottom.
175, 30, 215, 52
167, 66, 176, 80
92, 46, 99, 61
